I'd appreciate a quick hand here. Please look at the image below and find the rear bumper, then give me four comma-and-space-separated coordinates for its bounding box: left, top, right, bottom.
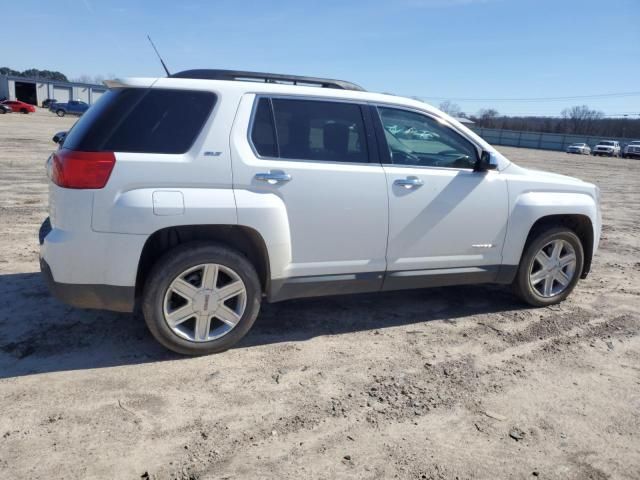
39, 217, 142, 312
40, 258, 135, 312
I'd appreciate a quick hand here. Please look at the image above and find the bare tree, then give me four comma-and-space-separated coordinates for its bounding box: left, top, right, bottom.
439, 100, 463, 117
73, 73, 117, 84
475, 108, 500, 128
561, 105, 604, 134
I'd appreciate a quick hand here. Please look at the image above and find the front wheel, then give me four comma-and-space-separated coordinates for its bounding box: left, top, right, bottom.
512, 227, 584, 307
142, 243, 261, 355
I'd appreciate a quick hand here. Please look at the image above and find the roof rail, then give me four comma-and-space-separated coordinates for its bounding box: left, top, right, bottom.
169, 69, 365, 92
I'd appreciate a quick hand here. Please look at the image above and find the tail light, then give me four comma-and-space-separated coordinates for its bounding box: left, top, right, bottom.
51, 149, 115, 189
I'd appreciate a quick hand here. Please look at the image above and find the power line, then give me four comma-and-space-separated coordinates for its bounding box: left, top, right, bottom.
411, 91, 640, 103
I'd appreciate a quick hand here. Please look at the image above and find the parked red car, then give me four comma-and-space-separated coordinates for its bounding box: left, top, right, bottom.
1, 100, 36, 114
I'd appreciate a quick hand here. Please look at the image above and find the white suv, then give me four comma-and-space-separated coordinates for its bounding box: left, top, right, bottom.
623, 140, 640, 159
40, 69, 602, 355
592, 140, 621, 157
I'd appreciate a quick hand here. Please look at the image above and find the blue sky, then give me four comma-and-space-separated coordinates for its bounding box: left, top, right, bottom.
2, 0, 639, 116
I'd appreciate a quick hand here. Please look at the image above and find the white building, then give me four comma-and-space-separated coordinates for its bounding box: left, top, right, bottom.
0, 75, 107, 106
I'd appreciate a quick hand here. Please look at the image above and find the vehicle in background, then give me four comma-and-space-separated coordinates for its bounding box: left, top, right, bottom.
416, 130, 436, 140
1, 100, 36, 114
0, 103, 12, 114
50, 99, 89, 117
622, 141, 640, 159
42, 98, 58, 108
42, 98, 57, 108
39, 69, 602, 355
592, 140, 621, 157
566, 143, 591, 155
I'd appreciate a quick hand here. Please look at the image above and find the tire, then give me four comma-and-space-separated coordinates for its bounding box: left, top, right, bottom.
21, 108, 28, 114
56, 109, 65, 117
512, 227, 584, 307
142, 242, 262, 355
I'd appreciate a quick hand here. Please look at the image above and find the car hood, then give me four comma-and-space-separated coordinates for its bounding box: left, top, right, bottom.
503, 163, 591, 188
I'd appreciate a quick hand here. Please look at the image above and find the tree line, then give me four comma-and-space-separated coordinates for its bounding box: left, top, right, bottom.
438, 101, 640, 139
1, 67, 68, 82
1, 67, 115, 85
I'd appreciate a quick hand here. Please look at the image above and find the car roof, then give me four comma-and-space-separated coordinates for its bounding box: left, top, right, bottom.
103, 73, 499, 160
109, 75, 440, 115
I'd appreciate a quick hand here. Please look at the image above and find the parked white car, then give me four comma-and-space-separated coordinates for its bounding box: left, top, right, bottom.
40, 69, 602, 355
592, 140, 621, 157
623, 140, 640, 159
566, 143, 591, 155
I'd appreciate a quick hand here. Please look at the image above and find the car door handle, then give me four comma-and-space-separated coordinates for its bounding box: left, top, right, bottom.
254, 170, 292, 184
394, 176, 424, 188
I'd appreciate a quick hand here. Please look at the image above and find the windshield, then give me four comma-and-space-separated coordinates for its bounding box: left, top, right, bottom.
599, 141, 615, 146
630, 141, 640, 145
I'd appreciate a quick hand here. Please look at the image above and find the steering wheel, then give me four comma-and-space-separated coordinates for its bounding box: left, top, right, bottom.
390, 149, 421, 165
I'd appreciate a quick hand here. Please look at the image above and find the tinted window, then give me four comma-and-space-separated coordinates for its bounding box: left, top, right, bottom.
63, 88, 216, 154
251, 98, 368, 163
250, 98, 277, 157
378, 107, 478, 169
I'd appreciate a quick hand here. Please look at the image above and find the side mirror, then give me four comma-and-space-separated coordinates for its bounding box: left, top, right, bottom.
52, 131, 67, 145
474, 150, 498, 172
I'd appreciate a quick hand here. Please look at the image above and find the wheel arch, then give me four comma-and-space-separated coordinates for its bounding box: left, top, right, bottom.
135, 224, 271, 300
522, 214, 594, 278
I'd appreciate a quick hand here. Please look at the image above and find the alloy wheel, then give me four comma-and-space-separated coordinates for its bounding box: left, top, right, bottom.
163, 263, 247, 342
528, 239, 577, 298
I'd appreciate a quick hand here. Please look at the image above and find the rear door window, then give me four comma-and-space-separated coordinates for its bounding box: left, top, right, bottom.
63, 88, 216, 154
250, 97, 369, 163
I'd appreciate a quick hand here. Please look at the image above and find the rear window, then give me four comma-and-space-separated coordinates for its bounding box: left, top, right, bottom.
63, 88, 216, 154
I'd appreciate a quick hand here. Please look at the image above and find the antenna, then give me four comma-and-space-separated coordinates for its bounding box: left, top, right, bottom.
147, 35, 171, 76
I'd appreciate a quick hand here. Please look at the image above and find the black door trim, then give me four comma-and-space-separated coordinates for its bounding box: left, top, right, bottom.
267, 265, 518, 302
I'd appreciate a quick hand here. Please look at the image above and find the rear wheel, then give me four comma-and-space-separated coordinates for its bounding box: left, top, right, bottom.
56, 109, 65, 117
142, 243, 261, 355
513, 227, 584, 307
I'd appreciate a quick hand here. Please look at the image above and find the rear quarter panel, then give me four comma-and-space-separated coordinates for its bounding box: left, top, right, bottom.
90, 86, 243, 235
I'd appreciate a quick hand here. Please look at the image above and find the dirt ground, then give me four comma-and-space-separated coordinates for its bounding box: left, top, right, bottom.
0, 109, 639, 480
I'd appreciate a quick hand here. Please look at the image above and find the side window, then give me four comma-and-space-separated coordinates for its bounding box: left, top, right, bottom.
249, 97, 368, 163
378, 107, 478, 169
250, 98, 277, 157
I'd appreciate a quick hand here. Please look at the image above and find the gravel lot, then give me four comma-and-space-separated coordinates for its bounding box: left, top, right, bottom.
1, 110, 639, 480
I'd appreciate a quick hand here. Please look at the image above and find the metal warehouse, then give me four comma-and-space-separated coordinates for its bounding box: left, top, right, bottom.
0, 75, 106, 107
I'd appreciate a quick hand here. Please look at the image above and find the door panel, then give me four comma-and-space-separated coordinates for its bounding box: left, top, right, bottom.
373, 105, 509, 275
384, 166, 508, 271
231, 94, 388, 280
